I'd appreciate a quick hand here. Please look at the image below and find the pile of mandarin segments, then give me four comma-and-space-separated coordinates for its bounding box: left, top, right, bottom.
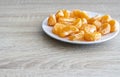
47, 9, 117, 41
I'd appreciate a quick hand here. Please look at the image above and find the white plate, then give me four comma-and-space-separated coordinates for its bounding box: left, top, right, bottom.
42, 11, 119, 44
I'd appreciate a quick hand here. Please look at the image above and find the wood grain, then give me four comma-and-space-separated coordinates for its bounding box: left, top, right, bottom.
0, 0, 120, 77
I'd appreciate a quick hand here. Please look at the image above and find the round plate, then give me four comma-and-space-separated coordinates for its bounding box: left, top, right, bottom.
42, 11, 119, 44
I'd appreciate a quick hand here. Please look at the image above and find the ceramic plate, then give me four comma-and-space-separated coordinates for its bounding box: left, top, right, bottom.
42, 11, 119, 44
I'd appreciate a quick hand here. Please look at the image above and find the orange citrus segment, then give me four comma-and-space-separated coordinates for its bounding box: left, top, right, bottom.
109, 20, 117, 32
69, 30, 84, 40
47, 14, 56, 26
84, 32, 101, 41
59, 25, 79, 37
80, 24, 97, 33
98, 23, 111, 35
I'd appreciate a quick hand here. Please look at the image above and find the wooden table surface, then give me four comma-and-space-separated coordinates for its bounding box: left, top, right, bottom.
0, 0, 120, 77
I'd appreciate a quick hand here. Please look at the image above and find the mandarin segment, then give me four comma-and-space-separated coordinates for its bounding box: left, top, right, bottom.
55, 10, 64, 21
47, 14, 56, 26
59, 25, 79, 37
109, 20, 117, 32
52, 23, 66, 35
70, 9, 81, 18
73, 18, 82, 29
88, 15, 101, 24
58, 17, 75, 23
79, 11, 90, 19
98, 23, 111, 35
93, 20, 102, 30
88, 18, 94, 24
80, 24, 97, 33
71, 9, 90, 19
84, 32, 101, 41
100, 15, 111, 23
69, 30, 84, 41
81, 18, 87, 24
62, 9, 70, 18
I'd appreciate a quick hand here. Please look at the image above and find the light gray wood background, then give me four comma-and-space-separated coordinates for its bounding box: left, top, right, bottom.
0, 0, 120, 77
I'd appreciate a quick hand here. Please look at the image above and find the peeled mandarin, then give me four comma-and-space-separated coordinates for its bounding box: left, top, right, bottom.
52, 23, 66, 35
79, 11, 90, 19
62, 9, 70, 18
88, 15, 101, 24
81, 18, 87, 24
59, 26, 79, 37
71, 9, 90, 19
70, 11, 74, 18
47, 14, 56, 26
98, 23, 111, 35
84, 32, 101, 41
70, 9, 81, 18
58, 17, 75, 23
109, 20, 117, 32
55, 10, 64, 21
93, 20, 102, 30
88, 18, 95, 24
100, 15, 111, 23
80, 24, 97, 33
69, 30, 84, 41
73, 18, 82, 29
